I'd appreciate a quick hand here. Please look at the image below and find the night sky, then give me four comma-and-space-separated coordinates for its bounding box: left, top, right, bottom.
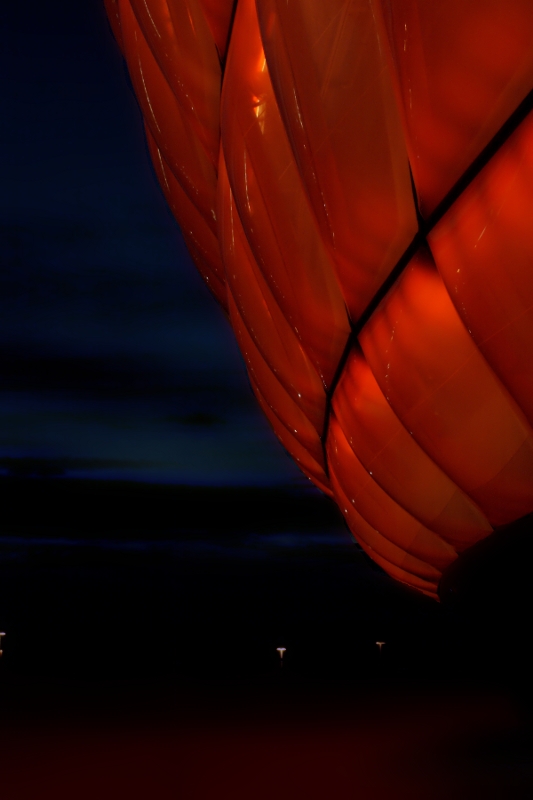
1, 0, 307, 486
1, 3, 533, 795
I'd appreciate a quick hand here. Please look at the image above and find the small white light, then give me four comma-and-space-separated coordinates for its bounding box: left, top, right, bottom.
375, 641, 385, 653
276, 647, 286, 661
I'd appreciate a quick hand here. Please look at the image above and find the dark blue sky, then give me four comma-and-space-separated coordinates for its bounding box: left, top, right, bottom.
0, 0, 305, 486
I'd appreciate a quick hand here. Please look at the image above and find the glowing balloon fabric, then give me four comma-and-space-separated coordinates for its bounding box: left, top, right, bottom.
106, 0, 533, 598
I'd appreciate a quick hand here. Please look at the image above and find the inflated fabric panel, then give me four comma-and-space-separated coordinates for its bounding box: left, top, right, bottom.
257, 0, 417, 321
327, 450, 442, 595
331, 472, 440, 598
429, 111, 533, 428
327, 413, 457, 571
197, 0, 235, 60
217, 154, 326, 433
104, 0, 125, 52
252, 380, 332, 496
130, 0, 221, 168
119, 0, 218, 232
360, 249, 533, 526
383, 0, 533, 216
107, 0, 533, 597
228, 289, 327, 472
221, 0, 350, 387
332, 348, 492, 549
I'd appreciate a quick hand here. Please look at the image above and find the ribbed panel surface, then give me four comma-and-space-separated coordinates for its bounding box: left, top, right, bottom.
108, 0, 533, 597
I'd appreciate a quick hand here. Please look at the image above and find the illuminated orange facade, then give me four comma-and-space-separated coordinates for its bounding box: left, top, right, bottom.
106, 0, 533, 597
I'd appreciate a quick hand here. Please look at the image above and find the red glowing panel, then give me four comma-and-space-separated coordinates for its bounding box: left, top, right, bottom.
257, 0, 418, 320
119, 0, 218, 231
429, 111, 533, 427
384, 0, 533, 216
107, 0, 533, 595
332, 349, 492, 550
197, 0, 235, 60
129, 0, 221, 168
220, 0, 350, 388
217, 155, 328, 433
228, 289, 330, 493
359, 250, 533, 527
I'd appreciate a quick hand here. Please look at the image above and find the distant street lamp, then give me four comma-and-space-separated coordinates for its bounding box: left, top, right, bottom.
375, 641, 385, 654
276, 647, 286, 665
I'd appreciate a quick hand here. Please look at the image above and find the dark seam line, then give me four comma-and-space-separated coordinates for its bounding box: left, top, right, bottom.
320, 434, 330, 477
351, 231, 423, 338
321, 175, 421, 465
347, 158, 425, 338
326, 329, 358, 402
423, 84, 533, 235
351, 83, 533, 341
409, 163, 425, 232
220, 0, 239, 73
322, 88, 533, 481
321, 329, 358, 474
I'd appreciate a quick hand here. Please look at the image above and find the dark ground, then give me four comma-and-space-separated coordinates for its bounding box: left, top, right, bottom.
1, 477, 533, 799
